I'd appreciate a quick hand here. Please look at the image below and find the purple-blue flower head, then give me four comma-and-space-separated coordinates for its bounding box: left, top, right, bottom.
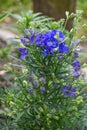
18, 48, 28, 59
44, 30, 57, 39
43, 49, 49, 57
72, 60, 81, 70
39, 77, 46, 84
73, 50, 79, 58
20, 37, 29, 46
58, 55, 64, 60
36, 33, 44, 46
53, 82, 58, 88
71, 40, 80, 46
58, 30, 65, 41
22, 29, 69, 56
62, 86, 76, 97
59, 43, 69, 54
22, 29, 35, 45
41, 87, 46, 94
72, 69, 80, 78
33, 80, 39, 88
29, 88, 34, 94
27, 29, 35, 44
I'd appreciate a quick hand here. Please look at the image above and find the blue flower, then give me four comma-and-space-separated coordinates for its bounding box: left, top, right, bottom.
58, 30, 65, 40
72, 69, 80, 78
71, 40, 80, 46
73, 50, 79, 58
53, 82, 58, 88
21, 29, 69, 57
21, 29, 35, 45
29, 35, 35, 44
41, 87, 46, 94
20, 37, 29, 46
29, 88, 33, 94
59, 43, 69, 54
18, 48, 28, 59
39, 77, 46, 84
33, 80, 39, 88
44, 30, 57, 39
36, 33, 44, 46
72, 60, 81, 70
43, 49, 49, 57
58, 55, 64, 60
62, 86, 76, 97
28, 29, 35, 44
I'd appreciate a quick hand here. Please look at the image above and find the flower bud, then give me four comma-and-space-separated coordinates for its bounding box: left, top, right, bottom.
39, 107, 44, 112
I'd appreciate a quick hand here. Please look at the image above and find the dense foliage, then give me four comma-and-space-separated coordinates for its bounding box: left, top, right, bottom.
3, 12, 86, 130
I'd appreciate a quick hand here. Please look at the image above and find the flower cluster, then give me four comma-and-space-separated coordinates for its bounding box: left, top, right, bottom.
19, 29, 69, 57
18, 29, 82, 97
62, 86, 76, 97
72, 59, 81, 78
18, 48, 28, 59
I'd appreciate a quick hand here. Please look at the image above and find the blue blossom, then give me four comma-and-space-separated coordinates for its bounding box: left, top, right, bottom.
29, 88, 34, 94
18, 48, 28, 59
43, 49, 49, 57
27, 29, 35, 44
53, 82, 58, 88
36, 30, 59, 56
58, 55, 64, 60
20, 29, 69, 57
58, 30, 65, 40
21, 29, 35, 45
59, 43, 69, 54
33, 80, 39, 88
44, 29, 57, 39
72, 60, 81, 70
72, 69, 80, 78
62, 86, 76, 97
39, 77, 46, 84
41, 87, 46, 94
36, 33, 44, 46
20, 37, 29, 46
29, 35, 35, 44
71, 40, 80, 46
73, 50, 79, 58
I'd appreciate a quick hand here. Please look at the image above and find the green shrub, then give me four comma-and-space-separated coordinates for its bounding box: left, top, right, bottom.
4, 11, 86, 130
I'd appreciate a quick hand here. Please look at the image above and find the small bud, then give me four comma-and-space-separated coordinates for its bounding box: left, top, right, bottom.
76, 96, 83, 104
82, 24, 87, 28
47, 114, 51, 118
23, 80, 28, 86
36, 115, 40, 119
81, 35, 85, 40
65, 11, 69, 18
39, 107, 44, 112
29, 88, 34, 94
41, 128, 44, 130
53, 116, 59, 120
9, 101, 15, 107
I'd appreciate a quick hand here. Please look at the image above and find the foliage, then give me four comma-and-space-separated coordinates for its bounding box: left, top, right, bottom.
77, 0, 87, 17
3, 11, 86, 130
0, 0, 32, 13
0, 13, 8, 22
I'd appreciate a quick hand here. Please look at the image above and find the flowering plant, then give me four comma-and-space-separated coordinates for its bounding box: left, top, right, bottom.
5, 12, 85, 130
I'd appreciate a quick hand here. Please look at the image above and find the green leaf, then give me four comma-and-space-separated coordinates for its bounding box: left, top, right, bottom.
0, 13, 8, 22
3, 11, 22, 20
